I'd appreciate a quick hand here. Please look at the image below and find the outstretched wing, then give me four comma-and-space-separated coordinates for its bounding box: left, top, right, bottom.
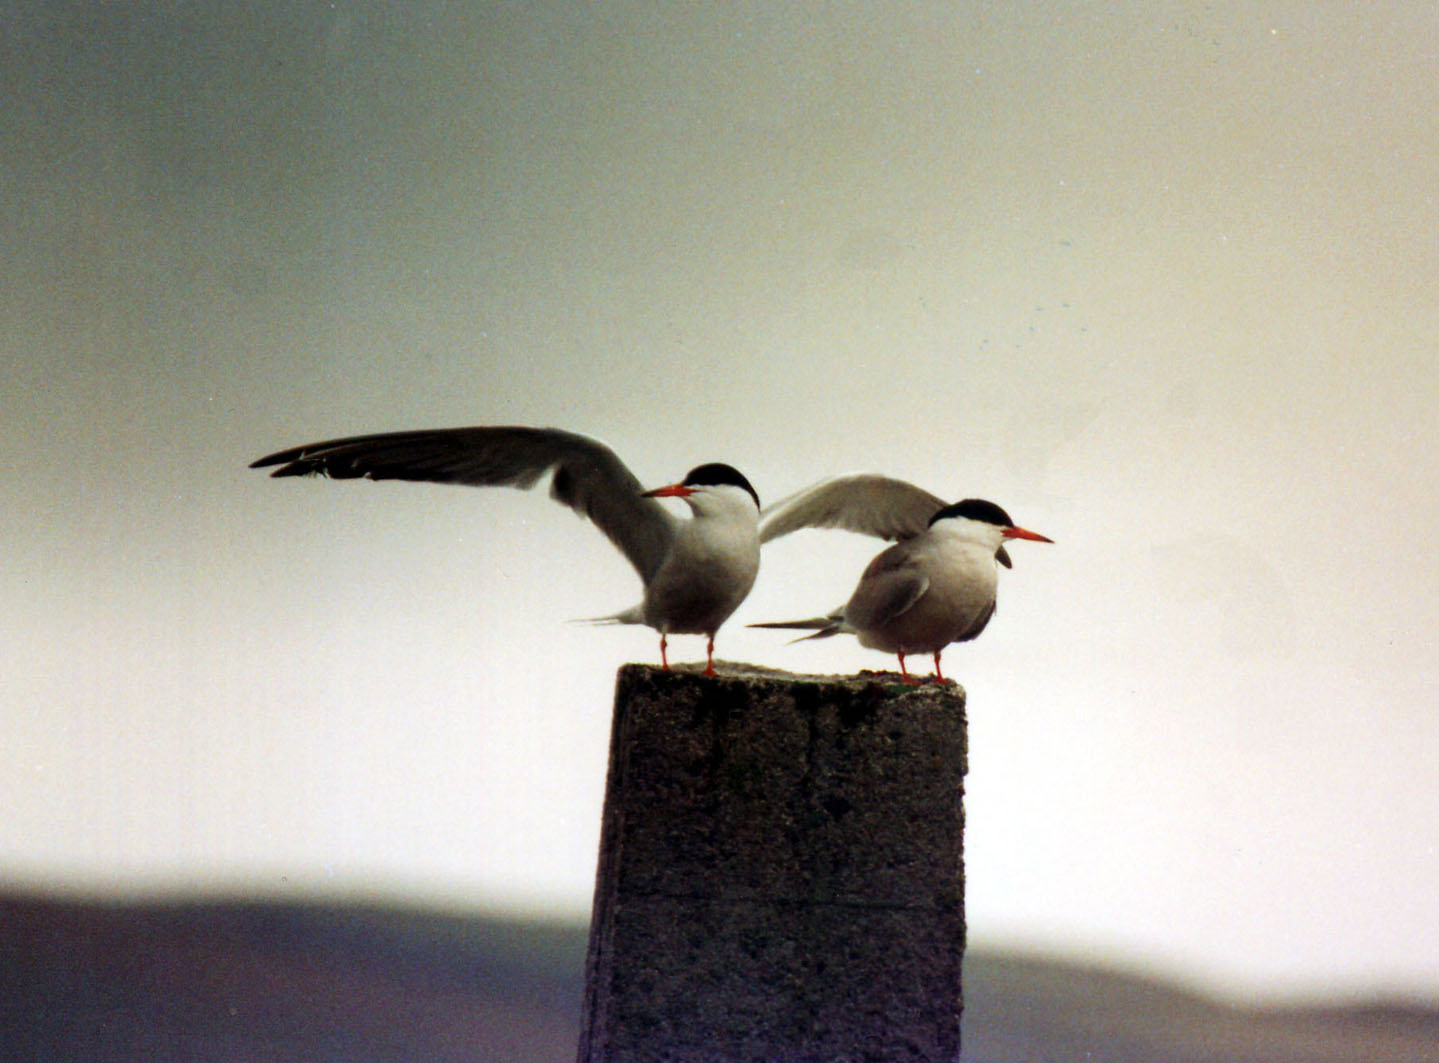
759, 473, 1013, 568
759, 474, 946, 544
251, 426, 678, 581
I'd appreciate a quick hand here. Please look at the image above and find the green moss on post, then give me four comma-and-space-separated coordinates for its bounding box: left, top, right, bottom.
577, 663, 968, 1062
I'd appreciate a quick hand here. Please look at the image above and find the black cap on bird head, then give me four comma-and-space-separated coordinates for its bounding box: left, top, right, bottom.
928, 498, 1014, 528
928, 497, 1053, 565
681, 463, 760, 509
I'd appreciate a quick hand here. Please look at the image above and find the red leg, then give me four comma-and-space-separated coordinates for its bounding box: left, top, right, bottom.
933, 650, 945, 683
897, 651, 919, 684
659, 634, 670, 670
703, 637, 717, 677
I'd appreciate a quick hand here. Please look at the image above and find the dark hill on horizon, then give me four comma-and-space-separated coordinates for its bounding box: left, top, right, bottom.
2, 894, 1434, 1062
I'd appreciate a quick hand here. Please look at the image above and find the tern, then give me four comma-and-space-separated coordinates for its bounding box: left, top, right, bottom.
750, 475, 1051, 682
250, 426, 762, 675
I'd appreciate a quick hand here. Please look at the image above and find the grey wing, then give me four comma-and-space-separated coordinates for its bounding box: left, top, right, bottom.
251, 426, 677, 581
959, 597, 997, 642
762, 473, 1013, 567
759, 474, 947, 544
843, 543, 930, 631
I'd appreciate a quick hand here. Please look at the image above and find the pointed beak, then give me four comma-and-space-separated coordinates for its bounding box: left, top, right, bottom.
1003, 525, 1053, 544
641, 482, 695, 499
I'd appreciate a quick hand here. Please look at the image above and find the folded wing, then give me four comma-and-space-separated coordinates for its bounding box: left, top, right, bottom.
843, 543, 931, 631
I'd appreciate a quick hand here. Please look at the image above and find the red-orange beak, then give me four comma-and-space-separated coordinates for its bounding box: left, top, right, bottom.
642, 483, 695, 499
1003, 525, 1053, 544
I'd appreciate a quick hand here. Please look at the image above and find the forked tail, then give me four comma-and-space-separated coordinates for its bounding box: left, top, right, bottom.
571, 605, 644, 626
747, 615, 847, 642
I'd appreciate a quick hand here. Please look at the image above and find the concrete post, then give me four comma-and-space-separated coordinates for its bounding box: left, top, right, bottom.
577, 663, 967, 1063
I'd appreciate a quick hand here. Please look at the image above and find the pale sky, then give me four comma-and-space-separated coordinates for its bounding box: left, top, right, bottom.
4, 2, 1437, 1004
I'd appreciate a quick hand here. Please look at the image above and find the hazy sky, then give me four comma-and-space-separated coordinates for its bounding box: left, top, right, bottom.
4, 2, 1437, 1004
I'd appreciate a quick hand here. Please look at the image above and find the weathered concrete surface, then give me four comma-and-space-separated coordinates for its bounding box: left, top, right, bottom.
577, 663, 968, 1063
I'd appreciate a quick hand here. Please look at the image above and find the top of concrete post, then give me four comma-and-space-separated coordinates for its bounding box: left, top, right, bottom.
603, 662, 968, 910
